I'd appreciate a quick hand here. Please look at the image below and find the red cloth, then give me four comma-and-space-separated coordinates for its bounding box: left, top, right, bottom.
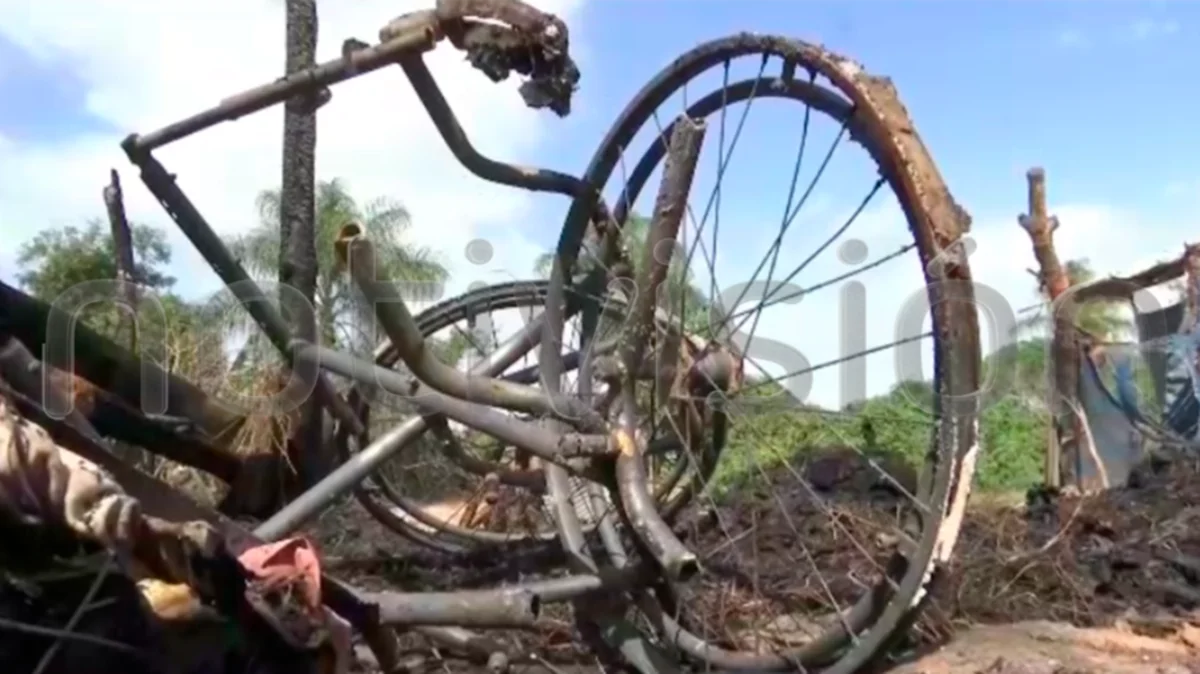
237, 538, 351, 674
237, 537, 323, 616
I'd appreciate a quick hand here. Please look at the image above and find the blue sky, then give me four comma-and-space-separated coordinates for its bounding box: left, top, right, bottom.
541, 1, 1197, 235
0, 1, 1196, 408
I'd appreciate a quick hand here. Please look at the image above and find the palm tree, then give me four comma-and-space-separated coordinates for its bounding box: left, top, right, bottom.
221, 179, 447, 352
535, 213, 710, 334
1019, 257, 1129, 339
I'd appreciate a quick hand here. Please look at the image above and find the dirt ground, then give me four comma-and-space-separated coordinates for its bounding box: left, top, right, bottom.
301, 448, 1200, 673
887, 621, 1199, 674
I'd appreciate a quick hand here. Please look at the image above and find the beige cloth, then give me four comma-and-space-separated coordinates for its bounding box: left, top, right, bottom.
0, 392, 220, 584
0, 392, 140, 554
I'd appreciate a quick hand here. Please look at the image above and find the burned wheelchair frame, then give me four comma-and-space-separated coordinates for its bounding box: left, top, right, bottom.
100, 1, 986, 671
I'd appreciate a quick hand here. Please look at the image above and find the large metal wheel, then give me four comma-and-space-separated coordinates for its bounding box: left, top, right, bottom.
539, 35, 983, 672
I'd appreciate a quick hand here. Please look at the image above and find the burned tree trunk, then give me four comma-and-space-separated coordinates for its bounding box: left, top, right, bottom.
0, 280, 245, 463
1018, 167, 1085, 489
278, 0, 327, 494
103, 169, 139, 351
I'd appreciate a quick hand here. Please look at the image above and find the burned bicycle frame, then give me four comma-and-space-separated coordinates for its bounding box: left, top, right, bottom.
116, 0, 736, 667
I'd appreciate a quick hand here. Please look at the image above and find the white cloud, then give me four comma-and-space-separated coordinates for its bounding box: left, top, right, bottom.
0, 0, 582, 306
2, 3, 1194, 414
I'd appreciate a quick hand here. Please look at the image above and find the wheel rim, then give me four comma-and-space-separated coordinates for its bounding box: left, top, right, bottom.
543, 35, 981, 672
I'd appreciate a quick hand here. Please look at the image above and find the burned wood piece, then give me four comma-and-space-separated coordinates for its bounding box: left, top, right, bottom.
1072, 244, 1199, 303
0, 328, 396, 667
0, 325, 239, 482
0, 279, 247, 449
103, 168, 139, 353
1017, 167, 1086, 490
0, 336, 235, 590
44, 366, 241, 483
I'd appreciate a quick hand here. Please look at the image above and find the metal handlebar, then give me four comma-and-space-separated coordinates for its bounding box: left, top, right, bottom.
126, 0, 576, 154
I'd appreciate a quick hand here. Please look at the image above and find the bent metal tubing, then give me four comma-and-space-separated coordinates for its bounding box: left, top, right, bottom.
120, 144, 365, 438
3, 319, 660, 636
337, 226, 606, 433
254, 312, 600, 540
614, 115, 706, 583
126, 25, 438, 153
256, 310, 551, 541
369, 588, 540, 628
291, 343, 610, 471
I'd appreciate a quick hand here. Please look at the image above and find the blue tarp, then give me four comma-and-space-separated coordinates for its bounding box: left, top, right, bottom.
1077, 349, 1143, 486
1077, 299, 1197, 486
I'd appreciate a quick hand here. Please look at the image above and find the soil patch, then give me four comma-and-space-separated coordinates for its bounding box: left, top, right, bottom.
302, 449, 1200, 672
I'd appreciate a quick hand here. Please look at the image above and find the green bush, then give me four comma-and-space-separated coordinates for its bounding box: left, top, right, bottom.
709, 341, 1052, 495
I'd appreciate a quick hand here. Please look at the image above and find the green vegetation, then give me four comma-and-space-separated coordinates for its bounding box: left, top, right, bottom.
712, 372, 1051, 495
224, 178, 447, 353
15, 179, 446, 394
16, 204, 1125, 496
711, 256, 1134, 495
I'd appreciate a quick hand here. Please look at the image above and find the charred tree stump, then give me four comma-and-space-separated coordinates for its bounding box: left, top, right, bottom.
1018, 167, 1086, 490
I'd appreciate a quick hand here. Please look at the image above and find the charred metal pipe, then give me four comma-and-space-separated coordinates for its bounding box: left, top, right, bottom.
620, 115, 705, 370
258, 310, 548, 537
291, 343, 603, 474
615, 115, 706, 582
261, 292, 633, 540
337, 225, 605, 432
515, 565, 648, 602
130, 28, 438, 152
120, 146, 365, 438
613, 417, 697, 582
367, 588, 539, 627
257, 320, 594, 537
399, 57, 583, 197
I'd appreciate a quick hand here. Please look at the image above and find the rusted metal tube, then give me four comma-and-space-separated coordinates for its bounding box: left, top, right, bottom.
399, 57, 583, 197
621, 115, 705, 368
615, 115, 706, 582
255, 310, 552, 538
338, 225, 604, 431
614, 417, 698, 582
515, 566, 647, 602
291, 342, 603, 475
367, 588, 539, 627
130, 28, 439, 152
120, 146, 365, 438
